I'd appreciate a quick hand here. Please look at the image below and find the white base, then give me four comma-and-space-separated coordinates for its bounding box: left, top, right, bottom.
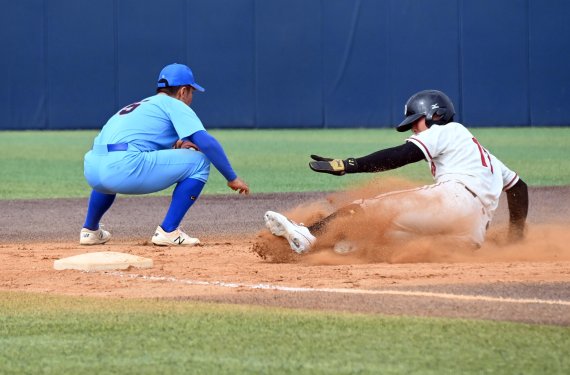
54, 251, 153, 272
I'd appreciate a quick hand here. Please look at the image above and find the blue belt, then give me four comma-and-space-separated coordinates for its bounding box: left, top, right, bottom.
106, 143, 128, 152
91, 143, 129, 153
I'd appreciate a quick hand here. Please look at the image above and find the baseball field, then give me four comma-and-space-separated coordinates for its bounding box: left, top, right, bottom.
1, 128, 569, 374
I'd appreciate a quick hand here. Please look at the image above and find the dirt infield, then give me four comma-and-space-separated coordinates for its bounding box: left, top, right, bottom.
1, 185, 569, 325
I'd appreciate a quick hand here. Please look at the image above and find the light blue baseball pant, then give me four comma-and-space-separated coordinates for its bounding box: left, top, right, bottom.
84, 144, 210, 194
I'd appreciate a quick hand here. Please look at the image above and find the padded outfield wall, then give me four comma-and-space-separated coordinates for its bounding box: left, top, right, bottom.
1, 0, 569, 130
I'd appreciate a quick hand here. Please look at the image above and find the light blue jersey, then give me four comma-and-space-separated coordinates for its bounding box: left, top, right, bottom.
84, 94, 210, 194
94, 94, 205, 151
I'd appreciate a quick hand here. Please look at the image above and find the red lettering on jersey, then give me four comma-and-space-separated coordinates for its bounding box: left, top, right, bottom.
472, 137, 494, 173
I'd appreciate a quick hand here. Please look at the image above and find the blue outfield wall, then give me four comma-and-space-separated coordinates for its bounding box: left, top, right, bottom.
1, 0, 569, 130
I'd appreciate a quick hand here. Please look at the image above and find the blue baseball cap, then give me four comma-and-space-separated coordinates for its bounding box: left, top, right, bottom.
157, 63, 205, 92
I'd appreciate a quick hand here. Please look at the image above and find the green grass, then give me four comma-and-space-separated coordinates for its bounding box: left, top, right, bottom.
0, 128, 568, 199
1, 292, 568, 374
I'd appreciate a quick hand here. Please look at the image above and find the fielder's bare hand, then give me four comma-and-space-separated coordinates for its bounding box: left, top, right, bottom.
173, 139, 200, 151
228, 177, 250, 195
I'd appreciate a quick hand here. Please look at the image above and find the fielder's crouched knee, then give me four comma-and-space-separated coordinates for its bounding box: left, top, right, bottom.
191, 154, 211, 182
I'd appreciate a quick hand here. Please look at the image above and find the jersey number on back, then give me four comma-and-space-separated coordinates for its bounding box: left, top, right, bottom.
119, 102, 141, 115
472, 137, 494, 173
119, 99, 149, 115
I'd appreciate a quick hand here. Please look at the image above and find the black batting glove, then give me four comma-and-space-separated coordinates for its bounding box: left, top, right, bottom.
310, 154, 334, 162
309, 155, 358, 176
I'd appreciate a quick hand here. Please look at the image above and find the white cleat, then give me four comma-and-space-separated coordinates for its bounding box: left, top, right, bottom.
152, 226, 200, 247
80, 227, 111, 245
264, 211, 316, 254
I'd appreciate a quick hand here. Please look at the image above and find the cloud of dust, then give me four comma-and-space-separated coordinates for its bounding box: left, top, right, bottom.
252, 177, 570, 265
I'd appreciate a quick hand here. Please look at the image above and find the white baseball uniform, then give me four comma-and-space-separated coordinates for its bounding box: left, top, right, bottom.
355, 122, 519, 246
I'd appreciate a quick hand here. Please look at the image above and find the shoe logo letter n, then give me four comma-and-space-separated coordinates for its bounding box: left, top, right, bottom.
174, 236, 185, 245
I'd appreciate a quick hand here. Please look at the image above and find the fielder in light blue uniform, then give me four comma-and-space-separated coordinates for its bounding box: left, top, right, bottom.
80, 63, 250, 247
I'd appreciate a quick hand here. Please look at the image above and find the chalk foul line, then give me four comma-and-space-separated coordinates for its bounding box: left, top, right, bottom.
107, 272, 570, 307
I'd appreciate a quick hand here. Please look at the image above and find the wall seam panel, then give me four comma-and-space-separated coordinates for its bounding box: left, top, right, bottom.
458, 0, 464, 123
184, 0, 188, 62
113, 0, 119, 112
387, 0, 392, 126
526, 0, 532, 126
253, 0, 258, 128
320, 0, 325, 128
42, 0, 49, 129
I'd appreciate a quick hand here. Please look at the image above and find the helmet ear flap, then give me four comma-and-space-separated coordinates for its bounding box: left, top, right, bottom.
425, 114, 433, 127
425, 109, 437, 127
427, 108, 450, 126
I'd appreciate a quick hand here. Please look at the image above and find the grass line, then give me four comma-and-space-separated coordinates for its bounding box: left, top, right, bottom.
1, 292, 569, 374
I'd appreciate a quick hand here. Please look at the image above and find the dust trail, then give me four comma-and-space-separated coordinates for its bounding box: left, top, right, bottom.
252, 177, 570, 264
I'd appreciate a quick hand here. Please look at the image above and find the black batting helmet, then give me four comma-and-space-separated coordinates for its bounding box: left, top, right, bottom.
396, 90, 455, 132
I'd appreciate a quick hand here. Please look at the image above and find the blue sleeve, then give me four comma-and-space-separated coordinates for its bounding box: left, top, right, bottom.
188, 130, 237, 181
